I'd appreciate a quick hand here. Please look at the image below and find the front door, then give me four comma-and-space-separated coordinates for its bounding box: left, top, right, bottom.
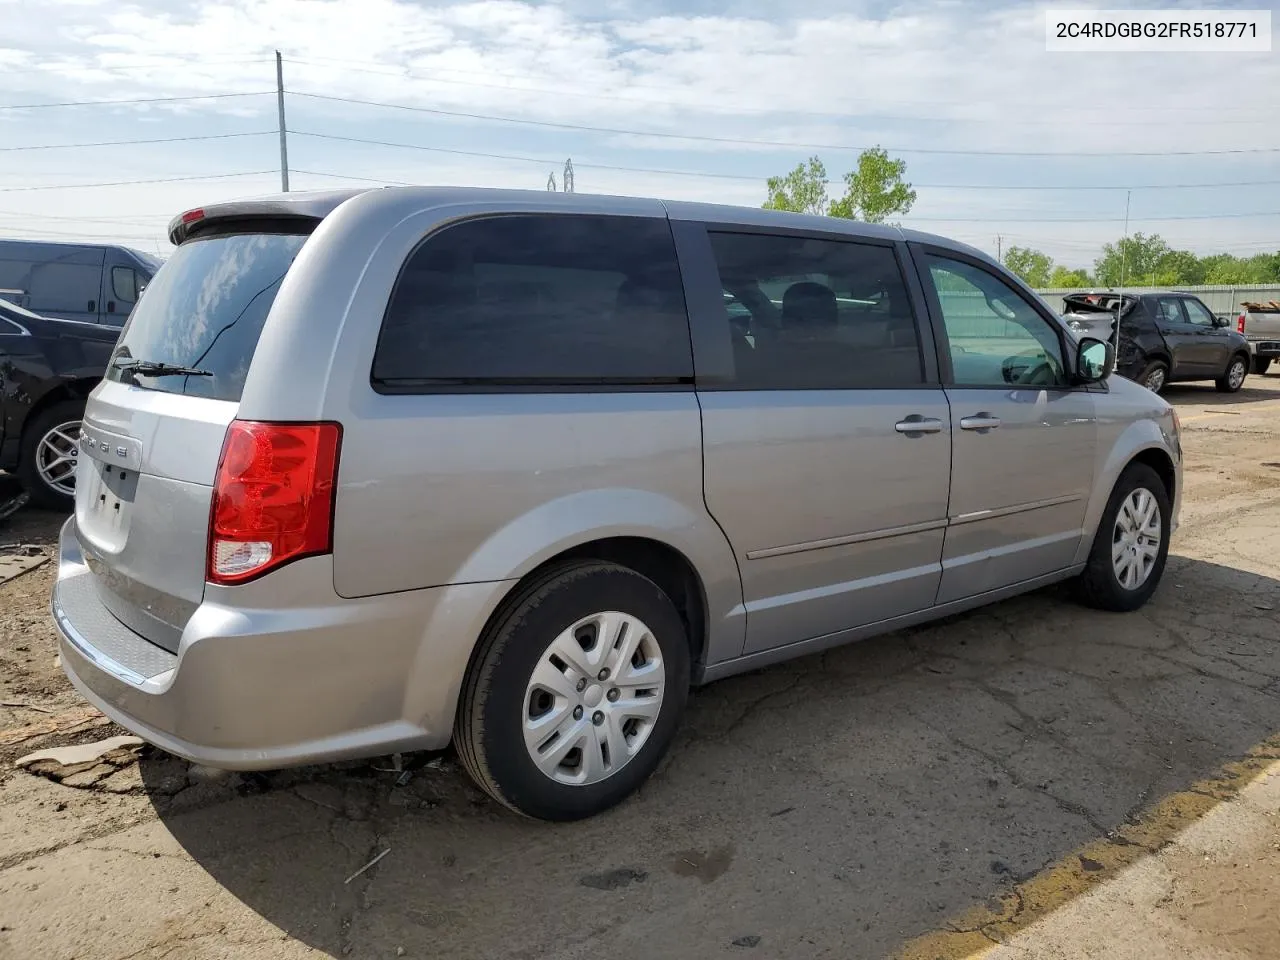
695, 228, 951, 655
915, 248, 1098, 604
1179, 296, 1233, 375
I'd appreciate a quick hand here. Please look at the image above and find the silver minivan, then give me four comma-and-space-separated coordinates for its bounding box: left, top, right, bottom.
51, 188, 1182, 820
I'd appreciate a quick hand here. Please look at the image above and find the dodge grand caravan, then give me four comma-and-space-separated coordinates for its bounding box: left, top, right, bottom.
52, 188, 1182, 821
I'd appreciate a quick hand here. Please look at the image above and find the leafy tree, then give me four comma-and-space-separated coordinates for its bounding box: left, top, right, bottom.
1093, 232, 1170, 286
1152, 249, 1204, 286
1048, 265, 1091, 288
1003, 246, 1054, 287
828, 147, 917, 224
763, 156, 829, 216
763, 148, 915, 224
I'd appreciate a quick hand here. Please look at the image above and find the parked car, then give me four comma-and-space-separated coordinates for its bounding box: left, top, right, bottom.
51, 188, 1182, 821
1061, 291, 1252, 394
0, 239, 161, 327
1236, 301, 1280, 375
0, 299, 116, 507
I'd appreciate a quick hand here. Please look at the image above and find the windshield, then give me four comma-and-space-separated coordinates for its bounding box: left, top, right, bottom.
107, 228, 310, 401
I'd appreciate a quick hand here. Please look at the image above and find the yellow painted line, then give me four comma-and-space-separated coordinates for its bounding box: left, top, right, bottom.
895, 733, 1280, 960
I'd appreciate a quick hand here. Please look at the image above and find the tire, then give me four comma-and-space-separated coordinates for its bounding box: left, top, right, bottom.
455, 560, 691, 821
1074, 463, 1171, 613
1136, 360, 1168, 394
1253, 356, 1272, 376
16, 399, 85, 510
1216, 354, 1249, 393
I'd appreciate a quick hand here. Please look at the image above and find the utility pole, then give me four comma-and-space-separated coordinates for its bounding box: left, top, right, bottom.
275, 50, 290, 192
996, 234, 1002, 262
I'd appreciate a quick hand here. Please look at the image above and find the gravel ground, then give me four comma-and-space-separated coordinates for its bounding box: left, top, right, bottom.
0, 376, 1278, 960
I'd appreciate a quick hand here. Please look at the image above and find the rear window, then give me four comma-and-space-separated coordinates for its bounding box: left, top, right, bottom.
106, 224, 311, 401
373, 214, 692, 389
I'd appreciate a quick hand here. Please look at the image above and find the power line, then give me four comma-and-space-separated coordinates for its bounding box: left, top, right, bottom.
286, 91, 1280, 157
281, 57, 1271, 129
289, 131, 1280, 191
292, 168, 410, 185
0, 131, 275, 152
0, 171, 277, 193
903, 210, 1280, 224
288, 54, 1267, 118
0, 91, 274, 111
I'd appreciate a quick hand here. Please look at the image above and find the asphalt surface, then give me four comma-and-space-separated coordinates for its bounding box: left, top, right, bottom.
0, 376, 1278, 960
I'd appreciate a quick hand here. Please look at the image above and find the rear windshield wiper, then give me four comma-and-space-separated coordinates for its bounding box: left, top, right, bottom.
113, 358, 213, 378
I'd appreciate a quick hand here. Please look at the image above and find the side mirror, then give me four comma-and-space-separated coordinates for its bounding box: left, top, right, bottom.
1211, 315, 1229, 328
1076, 337, 1114, 383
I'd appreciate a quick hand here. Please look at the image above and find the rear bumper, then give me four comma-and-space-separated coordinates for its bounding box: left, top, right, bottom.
52, 517, 512, 770
1247, 339, 1280, 358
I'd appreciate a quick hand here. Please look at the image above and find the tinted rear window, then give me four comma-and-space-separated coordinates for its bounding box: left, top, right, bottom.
106, 225, 311, 401
373, 214, 692, 389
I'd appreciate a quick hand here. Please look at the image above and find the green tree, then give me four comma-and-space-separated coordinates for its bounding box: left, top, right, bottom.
1048, 265, 1091, 288
763, 148, 915, 223
1152, 249, 1204, 286
1094, 232, 1170, 286
763, 156, 829, 216
827, 147, 917, 224
1002, 246, 1054, 287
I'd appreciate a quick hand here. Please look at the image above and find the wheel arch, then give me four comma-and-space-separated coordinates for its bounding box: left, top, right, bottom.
18, 378, 96, 446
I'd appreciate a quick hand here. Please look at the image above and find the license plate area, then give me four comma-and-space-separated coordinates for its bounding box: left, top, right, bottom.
78, 460, 139, 550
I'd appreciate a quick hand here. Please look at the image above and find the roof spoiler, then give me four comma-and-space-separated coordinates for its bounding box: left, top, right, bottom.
167, 189, 372, 245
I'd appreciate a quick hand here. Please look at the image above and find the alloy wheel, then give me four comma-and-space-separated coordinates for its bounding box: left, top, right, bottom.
35, 420, 81, 497
1112, 487, 1161, 590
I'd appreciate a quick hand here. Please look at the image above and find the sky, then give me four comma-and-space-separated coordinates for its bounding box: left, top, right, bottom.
0, 0, 1277, 270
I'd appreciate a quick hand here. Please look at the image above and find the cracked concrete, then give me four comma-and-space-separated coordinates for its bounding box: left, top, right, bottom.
0, 381, 1278, 960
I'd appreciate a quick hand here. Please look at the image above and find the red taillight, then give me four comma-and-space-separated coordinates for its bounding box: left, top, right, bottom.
208, 421, 341, 585
1238, 312, 1247, 334
181, 208, 205, 225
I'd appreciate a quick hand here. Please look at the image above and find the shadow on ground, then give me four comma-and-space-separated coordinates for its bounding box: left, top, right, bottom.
141, 556, 1280, 960
1163, 381, 1280, 406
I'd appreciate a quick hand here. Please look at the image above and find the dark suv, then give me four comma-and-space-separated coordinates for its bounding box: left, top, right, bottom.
1062, 291, 1252, 394
0, 299, 116, 508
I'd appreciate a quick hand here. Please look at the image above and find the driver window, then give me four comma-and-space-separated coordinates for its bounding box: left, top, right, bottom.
1181, 298, 1216, 327
926, 255, 1067, 388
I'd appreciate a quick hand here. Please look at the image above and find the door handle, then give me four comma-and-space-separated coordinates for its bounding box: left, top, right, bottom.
959, 413, 1002, 431
895, 416, 944, 435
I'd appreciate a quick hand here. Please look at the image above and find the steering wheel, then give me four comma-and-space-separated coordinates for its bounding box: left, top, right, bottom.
1002, 354, 1059, 386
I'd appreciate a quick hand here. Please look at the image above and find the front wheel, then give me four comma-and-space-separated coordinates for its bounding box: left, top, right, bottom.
1074, 463, 1171, 612
455, 561, 690, 821
1216, 355, 1248, 393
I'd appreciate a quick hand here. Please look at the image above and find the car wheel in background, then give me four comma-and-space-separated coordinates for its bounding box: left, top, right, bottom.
1216, 354, 1249, 393
17, 399, 84, 510
1074, 462, 1171, 613
456, 560, 691, 821
1137, 360, 1168, 394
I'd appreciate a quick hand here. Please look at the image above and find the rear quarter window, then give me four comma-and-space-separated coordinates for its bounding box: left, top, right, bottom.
106, 224, 311, 401
373, 214, 692, 389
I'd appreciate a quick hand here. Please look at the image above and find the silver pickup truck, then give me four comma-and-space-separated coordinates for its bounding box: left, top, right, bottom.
1238, 302, 1280, 375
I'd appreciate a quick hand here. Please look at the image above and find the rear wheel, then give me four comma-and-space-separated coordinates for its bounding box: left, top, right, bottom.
17, 400, 84, 510
1136, 360, 1168, 394
1253, 356, 1272, 376
456, 561, 691, 821
1074, 463, 1171, 612
1216, 354, 1248, 393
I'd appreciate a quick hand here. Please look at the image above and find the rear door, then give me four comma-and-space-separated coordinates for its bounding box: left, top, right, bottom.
76, 223, 313, 652
686, 223, 951, 655
914, 246, 1097, 604
22, 248, 104, 324
1152, 296, 1202, 377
